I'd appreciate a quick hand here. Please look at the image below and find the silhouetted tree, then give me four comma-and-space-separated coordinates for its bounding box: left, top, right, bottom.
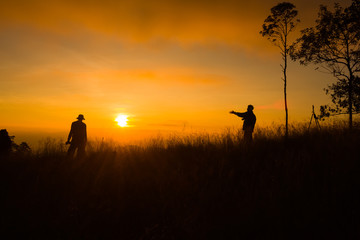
260, 2, 300, 137
292, 0, 360, 129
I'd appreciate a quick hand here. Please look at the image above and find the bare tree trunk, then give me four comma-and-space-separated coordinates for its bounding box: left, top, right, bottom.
347, 41, 353, 130
284, 61, 288, 137
349, 73, 353, 130
284, 35, 289, 138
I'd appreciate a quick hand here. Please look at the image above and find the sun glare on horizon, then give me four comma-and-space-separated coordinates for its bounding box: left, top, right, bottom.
115, 114, 128, 127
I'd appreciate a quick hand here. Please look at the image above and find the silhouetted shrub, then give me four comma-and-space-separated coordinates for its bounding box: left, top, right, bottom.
1, 123, 359, 239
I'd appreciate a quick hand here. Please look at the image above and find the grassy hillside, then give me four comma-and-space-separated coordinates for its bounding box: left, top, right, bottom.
1, 125, 360, 239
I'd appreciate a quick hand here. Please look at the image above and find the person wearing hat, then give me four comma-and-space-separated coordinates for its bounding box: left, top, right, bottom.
66, 114, 87, 158
230, 105, 256, 142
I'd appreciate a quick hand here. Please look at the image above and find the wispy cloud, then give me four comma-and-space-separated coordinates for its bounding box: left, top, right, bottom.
0, 0, 278, 49
0, 0, 349, 47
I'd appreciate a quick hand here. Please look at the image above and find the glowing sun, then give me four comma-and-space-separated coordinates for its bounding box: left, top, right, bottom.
115, 115, 128, 127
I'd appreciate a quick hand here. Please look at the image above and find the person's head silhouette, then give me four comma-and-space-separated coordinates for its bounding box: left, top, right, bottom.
77, 114, 85, 121
247, 105, 254, 112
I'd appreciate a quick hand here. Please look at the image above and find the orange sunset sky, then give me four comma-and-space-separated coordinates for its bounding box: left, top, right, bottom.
0, 0, 354, 146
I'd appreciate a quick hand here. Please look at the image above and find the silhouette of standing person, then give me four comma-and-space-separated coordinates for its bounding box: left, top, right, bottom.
0, 129, 12, 156
230, 105, 256, 142
66, 114, 87, 158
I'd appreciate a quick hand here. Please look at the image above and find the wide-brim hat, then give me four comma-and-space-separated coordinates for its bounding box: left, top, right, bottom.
77, 114, 85, 120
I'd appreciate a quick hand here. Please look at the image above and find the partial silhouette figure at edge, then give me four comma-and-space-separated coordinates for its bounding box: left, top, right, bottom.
0, 129, 12, 156
230, 105, 256, 142
66, 114, 87, 158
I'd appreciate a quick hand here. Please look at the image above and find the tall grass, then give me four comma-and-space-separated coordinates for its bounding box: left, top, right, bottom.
1, 123, 359, 239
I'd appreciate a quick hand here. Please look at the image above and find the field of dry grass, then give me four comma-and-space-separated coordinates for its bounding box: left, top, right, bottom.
1, 123, 360, 239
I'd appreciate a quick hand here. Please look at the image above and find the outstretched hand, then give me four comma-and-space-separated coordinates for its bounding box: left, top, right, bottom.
230, 110, 235, 114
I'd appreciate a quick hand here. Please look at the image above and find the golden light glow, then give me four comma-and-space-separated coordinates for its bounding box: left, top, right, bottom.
0, 0, 340, 147
115, 115, 128, 127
